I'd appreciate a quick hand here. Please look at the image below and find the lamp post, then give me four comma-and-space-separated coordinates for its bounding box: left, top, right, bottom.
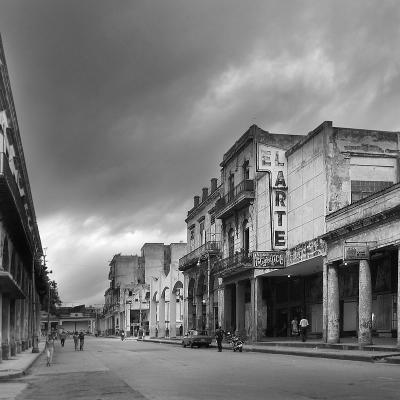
126, 299, 132, 336
46, 272, 54, 336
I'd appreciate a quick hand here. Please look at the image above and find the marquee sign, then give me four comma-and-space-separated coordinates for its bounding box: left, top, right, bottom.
253, 251, 286, 269
343, 245, 369, 261
256, 143, 288, 250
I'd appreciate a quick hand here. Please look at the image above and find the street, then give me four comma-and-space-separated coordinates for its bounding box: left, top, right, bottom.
2, 336, 400, 400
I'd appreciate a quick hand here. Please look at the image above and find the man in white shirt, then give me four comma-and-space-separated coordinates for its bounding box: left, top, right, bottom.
299, 316, 309, 342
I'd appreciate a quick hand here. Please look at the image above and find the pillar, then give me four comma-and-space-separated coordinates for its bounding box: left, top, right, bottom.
327, 264, 340, 343
0, 294, 2, 361
224, 285, 232, 331
250, 276, 263, 342
149, 297, 157, 338
170, 290, 177, 338
159, 295, 166, 337
16, 300, 22, 353
217, 280, 224, 330
359, 259, 372, 346
236, 282, 245, 335
2, 296, 10, 359
397, 246, 400, 348
9, 299, 16, 356
322, 258, 328, 342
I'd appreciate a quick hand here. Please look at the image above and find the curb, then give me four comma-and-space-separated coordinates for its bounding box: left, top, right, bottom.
0, 348, 45, 380
140, 338, 400, 364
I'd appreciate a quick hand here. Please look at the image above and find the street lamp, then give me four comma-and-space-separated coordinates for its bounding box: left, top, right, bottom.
46, 271, 54, 336
31, 249, 43, 353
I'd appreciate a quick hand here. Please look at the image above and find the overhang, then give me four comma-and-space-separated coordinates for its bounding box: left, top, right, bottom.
0, 270, 25, 298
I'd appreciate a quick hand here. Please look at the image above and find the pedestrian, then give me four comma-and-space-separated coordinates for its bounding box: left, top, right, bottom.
215, 326, 224, 352
120, 330, 125, 341
79, 331, 85, 350
291, 318, 299, 337
60, 330, 67, 347
299, 316, 309, 342
73, 331, 79, 351
45, 334, 55, 366
179, 324, 183, 337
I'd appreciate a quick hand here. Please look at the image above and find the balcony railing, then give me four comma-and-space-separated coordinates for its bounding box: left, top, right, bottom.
179, 241, 222, 271
213, 249, 253, 277
0, 152, 33, 249
215, 179, 254, 218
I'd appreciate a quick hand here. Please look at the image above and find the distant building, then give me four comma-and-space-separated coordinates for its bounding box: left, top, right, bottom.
145, 242, 186, 338
103, 254, 149, 336
0, 34, 46, 362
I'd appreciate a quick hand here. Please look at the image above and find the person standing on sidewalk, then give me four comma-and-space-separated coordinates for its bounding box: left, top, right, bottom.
299, 316, 309, 342
215, 326, 224, 352
60, 331, 67, 347
45, 334, 55, 366
73, 331, 79, 351
79, 331, 85, 350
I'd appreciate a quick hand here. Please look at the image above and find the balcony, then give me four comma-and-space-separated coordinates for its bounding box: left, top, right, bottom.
0, 152, 33, 253
215, 179, 254, 219
213, 250, 253, 277
179, 241, 222, 272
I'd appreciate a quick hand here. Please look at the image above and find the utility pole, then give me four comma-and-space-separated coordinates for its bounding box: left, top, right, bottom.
31, 248, 40, 353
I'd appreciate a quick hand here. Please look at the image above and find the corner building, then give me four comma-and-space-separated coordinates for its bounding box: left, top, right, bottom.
181, 121, 400, 346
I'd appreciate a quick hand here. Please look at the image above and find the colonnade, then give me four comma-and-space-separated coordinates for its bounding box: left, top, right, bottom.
323, 247, 400, 347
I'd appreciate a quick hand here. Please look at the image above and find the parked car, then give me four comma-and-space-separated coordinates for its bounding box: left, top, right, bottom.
182, 330, 212, 348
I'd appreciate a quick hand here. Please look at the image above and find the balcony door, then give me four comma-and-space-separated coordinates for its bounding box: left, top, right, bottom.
228, 173, 235, 201
228, 228, 235, 258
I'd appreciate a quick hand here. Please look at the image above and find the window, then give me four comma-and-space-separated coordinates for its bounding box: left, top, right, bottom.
243, 160, 250, 180
228, 228, 235, 258
189, 227, 195, 251
128, 290, 133, 297
228, 173, 235, 201
242, 220, 250, 254
351, 180, 393, 203
199, 220, 205, 245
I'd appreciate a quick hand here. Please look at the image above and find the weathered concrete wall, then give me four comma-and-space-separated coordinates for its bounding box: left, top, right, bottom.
287, 126, 326, 248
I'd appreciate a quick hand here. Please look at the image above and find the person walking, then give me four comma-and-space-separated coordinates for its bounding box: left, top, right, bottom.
45, 334, 55, 366
73, 331, 79, 351
79, 331, 85, 350
291, 318, 299, 337
299, 316, 309, 342
60, 331, 67, 347
215, 326, 224, 352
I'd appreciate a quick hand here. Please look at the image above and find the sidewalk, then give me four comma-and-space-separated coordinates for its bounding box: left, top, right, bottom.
139, 336, 400, 364
0, 341, 45, 380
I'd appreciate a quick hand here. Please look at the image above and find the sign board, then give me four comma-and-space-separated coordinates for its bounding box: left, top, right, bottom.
256, 143, 288, 250
343, 245, 369, 261
253, 251, 286, 269
286, 238, 327, 266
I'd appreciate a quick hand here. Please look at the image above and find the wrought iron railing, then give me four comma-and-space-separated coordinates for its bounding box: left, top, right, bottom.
213, 249, 253, 275
179, 241, 222, 269
215, 179, 254, 213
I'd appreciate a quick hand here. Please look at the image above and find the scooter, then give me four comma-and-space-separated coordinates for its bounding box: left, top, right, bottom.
226, 332, 243, 352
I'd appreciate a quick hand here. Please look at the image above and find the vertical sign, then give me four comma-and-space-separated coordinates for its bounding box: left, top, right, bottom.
257, 144, 288, 250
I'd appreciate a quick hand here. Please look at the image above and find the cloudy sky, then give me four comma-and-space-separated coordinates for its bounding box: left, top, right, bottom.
0, 0, 399, 306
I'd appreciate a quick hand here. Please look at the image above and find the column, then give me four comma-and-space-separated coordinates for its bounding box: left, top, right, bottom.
397, 246, 400, 348
159, 295, 166, 337
327, 264, 340, 343
169, 290, 177, 338
2, 296, 10, 359
322, 258, 328, 343
224, 285, 232, 331
250, 276, 263, 342
16, 300, 22, 353
217, 280, 224, 330
359, 259, 372, 346
149, 297, 157, 338
9, 299, 16, 356
0, 294, 2, 361
236, 282, 245, 335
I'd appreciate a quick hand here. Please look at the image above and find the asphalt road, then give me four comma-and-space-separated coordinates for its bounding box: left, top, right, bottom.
2, 336, 400, 400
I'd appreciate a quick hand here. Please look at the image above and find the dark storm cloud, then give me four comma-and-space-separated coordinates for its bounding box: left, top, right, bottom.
1, 0, 400, 304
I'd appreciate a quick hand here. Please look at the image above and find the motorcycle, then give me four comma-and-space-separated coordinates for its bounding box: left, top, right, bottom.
226, 332, 243, 352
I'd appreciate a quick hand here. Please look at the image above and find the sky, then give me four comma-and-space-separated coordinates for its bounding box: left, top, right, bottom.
0, 0, 400, 306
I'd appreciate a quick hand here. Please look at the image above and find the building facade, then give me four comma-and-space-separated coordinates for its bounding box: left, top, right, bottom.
103, 254, 148, 335
0, 35, 46, 361
180, 121, 400, 346
147, 242, 186, 338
